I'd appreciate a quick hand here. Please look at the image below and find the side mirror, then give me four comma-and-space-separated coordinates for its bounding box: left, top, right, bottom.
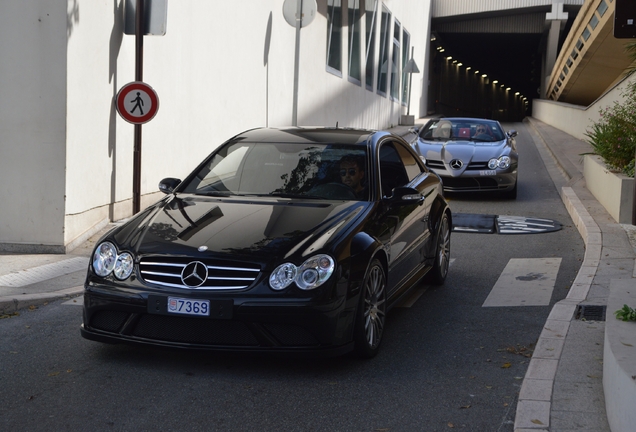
386, 186, 423, 205
507, 130, 518, 138
158, 177, 181, 194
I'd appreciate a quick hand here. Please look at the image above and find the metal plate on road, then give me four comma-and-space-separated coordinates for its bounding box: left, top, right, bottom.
452, 213, 562, 234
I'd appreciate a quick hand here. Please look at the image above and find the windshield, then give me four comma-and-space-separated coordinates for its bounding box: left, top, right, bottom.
180, 142, 369, 201
419, 119, 504, 143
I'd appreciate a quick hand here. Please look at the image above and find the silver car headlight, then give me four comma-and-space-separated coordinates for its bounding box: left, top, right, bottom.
488, 156, 511, 170
92, 242, 134, 280
269, 254, 335, 291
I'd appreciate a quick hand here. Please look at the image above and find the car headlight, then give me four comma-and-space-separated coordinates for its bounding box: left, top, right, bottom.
113, 252, 134, 280
269, 254, 335, 291
92, 242, 134, 280
488, 156, 511, 170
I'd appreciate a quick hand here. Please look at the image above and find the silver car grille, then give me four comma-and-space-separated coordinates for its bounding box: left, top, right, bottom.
427, 159, 489, 170
139, 257, 261, 290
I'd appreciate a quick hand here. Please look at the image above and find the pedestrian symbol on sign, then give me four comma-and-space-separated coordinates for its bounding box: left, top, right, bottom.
115, 82, 159, 124
130, 92, 145, 115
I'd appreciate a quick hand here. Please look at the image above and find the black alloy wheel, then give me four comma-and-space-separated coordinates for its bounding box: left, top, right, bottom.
427, 212, 451, 285
353, 259, 387, 359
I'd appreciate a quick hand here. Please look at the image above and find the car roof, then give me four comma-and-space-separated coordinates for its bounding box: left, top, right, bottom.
230, 127, 386, 146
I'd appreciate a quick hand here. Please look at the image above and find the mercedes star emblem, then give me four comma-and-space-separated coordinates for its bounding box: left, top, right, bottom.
181, 261, 209, 287
450, 159, 463, 170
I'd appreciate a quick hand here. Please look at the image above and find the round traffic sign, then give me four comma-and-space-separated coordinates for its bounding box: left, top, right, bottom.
282, 0, 317, 28
115, 81, 159, 124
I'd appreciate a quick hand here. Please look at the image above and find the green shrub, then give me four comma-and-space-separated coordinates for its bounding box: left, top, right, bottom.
615, 304, 636, 322
585, 80, 636, 178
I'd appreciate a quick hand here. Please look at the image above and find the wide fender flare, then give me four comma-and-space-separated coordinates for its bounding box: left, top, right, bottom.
348, 231, 387, 296
429, 196, 452, 236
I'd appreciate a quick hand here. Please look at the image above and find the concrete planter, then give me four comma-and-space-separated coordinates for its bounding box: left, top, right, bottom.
584, 154, 635, 224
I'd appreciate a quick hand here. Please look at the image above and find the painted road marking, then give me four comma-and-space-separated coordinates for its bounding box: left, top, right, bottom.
0, 257, 88, 288
482, 258, 561, 307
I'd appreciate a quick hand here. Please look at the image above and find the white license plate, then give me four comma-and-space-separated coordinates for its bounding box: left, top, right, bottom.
167, 297, 210, 316
479, 170, 496, 176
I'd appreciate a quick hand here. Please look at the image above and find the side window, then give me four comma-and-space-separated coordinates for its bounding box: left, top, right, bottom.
394, 142, 424, 182
379, 142, 409, 197
327, 0, 343, 75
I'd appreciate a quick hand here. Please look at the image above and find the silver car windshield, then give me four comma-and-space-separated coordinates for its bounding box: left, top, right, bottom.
420, 120, 504, 142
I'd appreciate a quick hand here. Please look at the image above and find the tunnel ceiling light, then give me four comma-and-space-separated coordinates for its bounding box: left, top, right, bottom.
457, 63, 462, 66
481, 74, 487, 78
515, 92, 520, 96
452, 60, 457, 64
465, 66, 471, 71
439, 48, 445, 52
492, 80, 498, 84
506, 87, 511, 91
474, 70, 479, 74
446, 56, 452, 60
500, 84, 504, 88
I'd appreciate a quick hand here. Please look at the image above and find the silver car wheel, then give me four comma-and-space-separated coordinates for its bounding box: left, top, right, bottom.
363, 263, 386, 349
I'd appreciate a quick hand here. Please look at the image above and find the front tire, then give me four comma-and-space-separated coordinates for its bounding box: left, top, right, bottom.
353, 259, 387, 359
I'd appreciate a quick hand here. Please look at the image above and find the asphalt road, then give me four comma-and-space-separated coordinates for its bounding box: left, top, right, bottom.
0, 121, 585, 431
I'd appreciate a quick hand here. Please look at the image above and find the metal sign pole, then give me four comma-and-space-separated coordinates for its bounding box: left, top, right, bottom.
291, 0, 303, 126
133, 0, 144, 214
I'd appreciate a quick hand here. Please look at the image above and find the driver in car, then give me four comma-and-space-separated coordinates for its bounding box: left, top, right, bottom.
339, 155, 366, 199
473, 124, 491, 140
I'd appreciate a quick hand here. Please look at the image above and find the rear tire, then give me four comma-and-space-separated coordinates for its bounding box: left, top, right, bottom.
353, 259, 387, 359
427, 212, 451, 286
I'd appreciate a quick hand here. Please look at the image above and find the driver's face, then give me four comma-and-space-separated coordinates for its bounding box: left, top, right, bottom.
340, 162, 364, 191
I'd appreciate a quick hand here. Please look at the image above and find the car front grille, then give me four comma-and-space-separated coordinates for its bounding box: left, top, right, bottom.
441, 176, 500, 190
426, 159, 489, 170
89, 311, 320, 348
133, 314, 260, 346
139, 257, 261, 290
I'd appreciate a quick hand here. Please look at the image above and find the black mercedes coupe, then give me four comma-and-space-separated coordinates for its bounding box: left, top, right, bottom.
81, 127, 452, 358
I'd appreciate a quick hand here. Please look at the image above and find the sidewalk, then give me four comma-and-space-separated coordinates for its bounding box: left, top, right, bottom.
518, 117, 636, 432
1, 118, 635, 431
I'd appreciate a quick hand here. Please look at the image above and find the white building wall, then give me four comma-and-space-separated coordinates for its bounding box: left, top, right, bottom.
0, 0, 68, 250
2, 0, 432, 252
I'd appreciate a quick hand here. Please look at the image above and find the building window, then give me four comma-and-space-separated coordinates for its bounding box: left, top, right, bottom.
376, 6, 391, 96
571, 48, 579, 60
401, 29, 411, 106
327, 0, 343, 75
598, 0, 608, 17
365, 0, 378, 90
348, 0, 362, 84
582, 27, 591, 41
390, 19, 401, 101
576, 39, 584, 51
589, 14, 599, 30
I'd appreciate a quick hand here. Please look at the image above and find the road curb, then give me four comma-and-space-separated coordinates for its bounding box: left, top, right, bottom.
0, 286, 84, 315
513, 186, 599, 431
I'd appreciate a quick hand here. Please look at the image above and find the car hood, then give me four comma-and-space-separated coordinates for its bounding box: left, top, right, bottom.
418, 139, 507, 176
110, 195, 368, 264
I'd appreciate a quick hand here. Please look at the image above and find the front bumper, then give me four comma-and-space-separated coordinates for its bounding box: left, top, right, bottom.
81, 284, 357, 357
435, 170, 517, 192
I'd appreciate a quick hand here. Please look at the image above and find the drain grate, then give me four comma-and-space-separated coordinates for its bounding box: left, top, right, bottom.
575, 305, 607, 321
